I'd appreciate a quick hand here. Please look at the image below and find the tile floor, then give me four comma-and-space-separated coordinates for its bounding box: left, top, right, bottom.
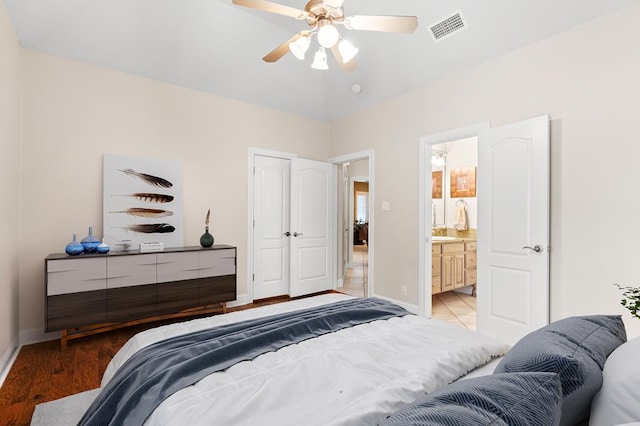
338, 244, 477, 330
432, 291, 477, 330
339, 244, 368, 298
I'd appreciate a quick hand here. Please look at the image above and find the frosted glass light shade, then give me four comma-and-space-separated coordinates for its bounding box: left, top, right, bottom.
311, 48, 328, 70
338, 39, 358, 63
317, 24, 339, 48
289, 36, 310, 60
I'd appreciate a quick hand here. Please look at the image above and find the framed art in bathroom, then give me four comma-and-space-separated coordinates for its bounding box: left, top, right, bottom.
450, 167, 476, 198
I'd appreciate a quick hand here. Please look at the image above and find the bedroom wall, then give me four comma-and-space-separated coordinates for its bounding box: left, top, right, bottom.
18, 51, 330, 338
0, 2, 20, 376
329, 3, 640, 337
0, 1, 21, 377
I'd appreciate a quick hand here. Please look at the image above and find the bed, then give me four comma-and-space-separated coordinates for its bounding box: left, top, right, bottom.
30, 293, 640, 426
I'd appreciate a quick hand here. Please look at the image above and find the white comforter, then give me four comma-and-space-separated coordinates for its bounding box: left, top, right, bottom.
101, 294, 509, 425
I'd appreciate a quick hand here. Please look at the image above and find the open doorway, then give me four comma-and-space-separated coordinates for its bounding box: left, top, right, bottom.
418, 122, 489, 324
329, 150, 375, 299
430, 138, 478, 330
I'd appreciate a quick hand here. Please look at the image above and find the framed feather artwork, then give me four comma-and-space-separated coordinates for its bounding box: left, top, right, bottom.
103, 154, 184, 251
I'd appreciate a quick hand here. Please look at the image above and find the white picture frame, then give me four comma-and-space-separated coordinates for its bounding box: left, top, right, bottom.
103, 154, 183, 250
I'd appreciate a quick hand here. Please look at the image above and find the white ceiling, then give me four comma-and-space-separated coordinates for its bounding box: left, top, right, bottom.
4, 0, 638, 121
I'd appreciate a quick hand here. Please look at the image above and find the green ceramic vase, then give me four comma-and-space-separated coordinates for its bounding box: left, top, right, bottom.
200, 227, 214, 248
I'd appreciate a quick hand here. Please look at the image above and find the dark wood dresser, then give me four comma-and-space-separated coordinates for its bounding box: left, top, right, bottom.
45, 245, 236, 349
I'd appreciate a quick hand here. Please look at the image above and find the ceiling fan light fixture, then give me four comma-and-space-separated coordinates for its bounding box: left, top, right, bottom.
338, 39, 358, 63
311, 47, 329, 70
289, 35, 311, 60
317, 22, 340, 48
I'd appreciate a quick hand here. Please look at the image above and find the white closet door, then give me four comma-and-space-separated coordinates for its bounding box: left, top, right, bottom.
253, 156, 291, 299
289, 158, 335, 298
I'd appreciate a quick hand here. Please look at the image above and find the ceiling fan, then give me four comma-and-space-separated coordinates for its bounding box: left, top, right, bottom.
232, 0, 419, 72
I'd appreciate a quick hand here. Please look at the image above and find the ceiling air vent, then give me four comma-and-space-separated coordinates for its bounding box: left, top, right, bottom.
428, 10, 467, 43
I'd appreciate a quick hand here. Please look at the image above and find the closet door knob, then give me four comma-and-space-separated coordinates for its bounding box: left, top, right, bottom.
522, 245, 543, 253
283, 232, 291, 237
293, 232, 303, 237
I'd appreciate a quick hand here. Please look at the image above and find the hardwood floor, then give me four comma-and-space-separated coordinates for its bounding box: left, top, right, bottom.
0, 297, 290, 426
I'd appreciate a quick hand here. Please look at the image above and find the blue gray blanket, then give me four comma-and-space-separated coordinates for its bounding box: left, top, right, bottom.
78, 297, 409, 426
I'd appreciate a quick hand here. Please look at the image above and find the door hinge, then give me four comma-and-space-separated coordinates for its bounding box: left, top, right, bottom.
252, 273, 255, 282
253, 219, 255, 228
253, 166, 255, 174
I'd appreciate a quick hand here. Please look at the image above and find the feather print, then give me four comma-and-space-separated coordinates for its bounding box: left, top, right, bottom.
110, 208, 174, 218
119, 168, 173, 188
120, 224, 176, 234
112, 193, 174, 203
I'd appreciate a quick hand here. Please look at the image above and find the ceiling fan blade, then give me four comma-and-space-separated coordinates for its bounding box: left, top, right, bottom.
232, 0, 309, 20
330, 45, 357, 72
344, 15, 418, 33
323, 0, 344, 9
262, 32, 305, 63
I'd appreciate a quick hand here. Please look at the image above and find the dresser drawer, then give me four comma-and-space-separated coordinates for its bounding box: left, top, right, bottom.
465, 241, 477, 251
107, 254, 157, 289
442, 242, 464, 254
198, 249, 236, 278
47, 258, 107, 296
157, 252, 198, 283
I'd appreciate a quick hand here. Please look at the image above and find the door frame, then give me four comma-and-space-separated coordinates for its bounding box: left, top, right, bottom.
418, 123, 490, 317
329, 149, 375, 298
247, 148, 298, 303
349, 175, 369, 268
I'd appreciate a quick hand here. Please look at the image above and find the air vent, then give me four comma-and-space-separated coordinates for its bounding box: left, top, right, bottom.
428, 10, 467, 43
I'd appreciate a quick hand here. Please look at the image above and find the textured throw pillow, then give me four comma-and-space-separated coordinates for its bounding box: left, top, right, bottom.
494, 315, 627, 426
384, 372, 562, 426
589, 336, 640, 426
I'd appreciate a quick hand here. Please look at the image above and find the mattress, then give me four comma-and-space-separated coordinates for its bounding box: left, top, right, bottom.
107, 294, 508, 425
33, 294, 509, 425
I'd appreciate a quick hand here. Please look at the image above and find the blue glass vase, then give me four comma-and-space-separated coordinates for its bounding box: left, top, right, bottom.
65, 234, 84, 256
96, 238, 110, 254
81, 227, 100, 253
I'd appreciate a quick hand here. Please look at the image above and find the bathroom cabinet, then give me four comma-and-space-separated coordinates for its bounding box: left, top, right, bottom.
432, 240, 476, 296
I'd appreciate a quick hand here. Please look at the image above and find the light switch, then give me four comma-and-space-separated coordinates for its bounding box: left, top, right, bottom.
381, 201, 390, 211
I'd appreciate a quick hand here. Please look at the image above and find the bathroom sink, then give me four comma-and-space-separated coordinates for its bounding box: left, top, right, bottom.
432, 236, 457, 241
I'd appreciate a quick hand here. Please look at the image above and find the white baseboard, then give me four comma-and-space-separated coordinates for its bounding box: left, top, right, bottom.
228, 294, 252, 308
0, 339, 19, 389
20, 327, 60, 346
372, 293, 419, 315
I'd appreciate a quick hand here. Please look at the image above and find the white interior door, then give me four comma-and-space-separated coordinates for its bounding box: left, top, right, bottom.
253, 156, 290, 299
477, 115, 550, 345
289, 158, 335, 298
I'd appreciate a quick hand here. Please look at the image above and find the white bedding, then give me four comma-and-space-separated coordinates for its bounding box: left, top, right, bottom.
100, 294, 509, 425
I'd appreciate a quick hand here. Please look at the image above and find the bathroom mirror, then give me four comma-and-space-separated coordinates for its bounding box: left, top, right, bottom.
431, 150, 446, 228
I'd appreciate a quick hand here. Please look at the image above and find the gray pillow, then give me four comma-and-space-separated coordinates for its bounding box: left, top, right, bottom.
384, 372, 562, 426
494, 315, 626, 426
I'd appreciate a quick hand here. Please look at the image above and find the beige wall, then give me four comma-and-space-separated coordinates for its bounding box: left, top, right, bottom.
0, 2, 21, 365
18, 51, 330, 334
329, 4, 640, 337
